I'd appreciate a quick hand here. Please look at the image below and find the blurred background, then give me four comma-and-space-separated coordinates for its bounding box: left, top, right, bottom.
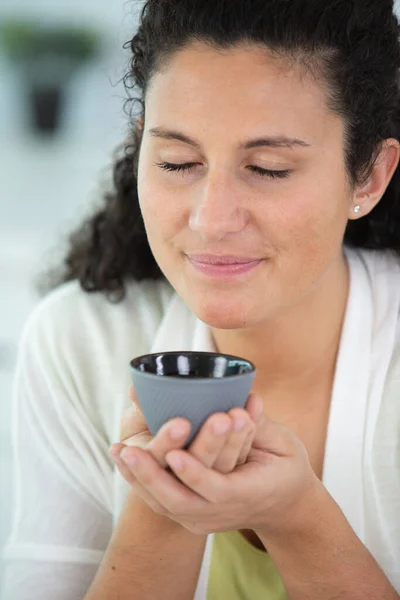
0, 0, 142, 585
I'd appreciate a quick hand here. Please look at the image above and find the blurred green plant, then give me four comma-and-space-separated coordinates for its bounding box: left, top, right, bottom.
0, 18, 104, 133
0, 19, 102, 64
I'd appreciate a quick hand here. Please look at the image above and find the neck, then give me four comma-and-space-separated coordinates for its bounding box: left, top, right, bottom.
211, 253, 350, 398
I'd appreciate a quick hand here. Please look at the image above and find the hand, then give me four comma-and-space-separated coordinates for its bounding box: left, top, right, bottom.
109, 386, 263, 513
115, 408, 322, 542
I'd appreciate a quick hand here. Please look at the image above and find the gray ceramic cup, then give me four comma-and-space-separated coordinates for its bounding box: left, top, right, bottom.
130, 351, 256, 446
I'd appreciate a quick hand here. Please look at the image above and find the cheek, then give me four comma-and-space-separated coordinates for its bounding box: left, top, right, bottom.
267, 181, 349, 291
137, 172, 189, 274
274, 180, 348, 251
138, 175, 175, 238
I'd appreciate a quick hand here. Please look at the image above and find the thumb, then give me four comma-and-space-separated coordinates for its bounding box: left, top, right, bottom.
120, 387, 149, 441
245, 393, 264, 423
252, 411, 297, 457
129, 385, 143, 414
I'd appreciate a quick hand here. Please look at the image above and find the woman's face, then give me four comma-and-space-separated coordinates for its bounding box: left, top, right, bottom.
137, 42, 353, 329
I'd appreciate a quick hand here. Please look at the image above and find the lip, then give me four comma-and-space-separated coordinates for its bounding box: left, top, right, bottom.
186, 254, 263, 279
186, 254, 262, 265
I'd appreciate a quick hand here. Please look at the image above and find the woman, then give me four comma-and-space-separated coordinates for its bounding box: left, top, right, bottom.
2, 0, 400, 598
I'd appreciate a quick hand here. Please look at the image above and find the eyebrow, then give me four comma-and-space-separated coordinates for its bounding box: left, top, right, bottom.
148, 127, 311, 150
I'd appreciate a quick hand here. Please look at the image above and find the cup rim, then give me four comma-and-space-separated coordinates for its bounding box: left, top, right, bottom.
130, 350, 256, 379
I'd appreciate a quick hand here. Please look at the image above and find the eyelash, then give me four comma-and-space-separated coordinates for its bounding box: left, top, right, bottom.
155, 161, 291, 179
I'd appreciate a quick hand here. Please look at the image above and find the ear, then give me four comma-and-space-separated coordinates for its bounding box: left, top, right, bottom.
348, 138, 400, 220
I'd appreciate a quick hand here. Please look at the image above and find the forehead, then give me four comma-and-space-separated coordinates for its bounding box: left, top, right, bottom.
145, 41, 341, 146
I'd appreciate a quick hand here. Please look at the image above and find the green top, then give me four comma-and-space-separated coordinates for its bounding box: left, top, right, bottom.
207, 531, 289, 600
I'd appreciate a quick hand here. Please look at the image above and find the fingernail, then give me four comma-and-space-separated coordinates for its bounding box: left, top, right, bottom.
213, 421, 230, 435
233, 418, 246, 432
169, 423, 188, 440
120, 449, 138, 466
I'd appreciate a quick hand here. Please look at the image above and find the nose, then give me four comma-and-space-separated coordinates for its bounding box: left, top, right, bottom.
188, 172, 248, 242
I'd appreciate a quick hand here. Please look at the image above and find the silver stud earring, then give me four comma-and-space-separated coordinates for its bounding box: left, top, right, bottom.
353, 205, 361, 214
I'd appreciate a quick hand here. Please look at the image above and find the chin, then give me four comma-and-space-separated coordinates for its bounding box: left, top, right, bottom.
191, 296, 255, 330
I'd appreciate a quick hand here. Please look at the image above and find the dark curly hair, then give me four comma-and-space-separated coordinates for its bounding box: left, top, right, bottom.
40, 0, 400, 301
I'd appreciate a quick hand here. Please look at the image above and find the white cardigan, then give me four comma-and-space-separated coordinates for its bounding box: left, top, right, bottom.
2, 246, 400, 599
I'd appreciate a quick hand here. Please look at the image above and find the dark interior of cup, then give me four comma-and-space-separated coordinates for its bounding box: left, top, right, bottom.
131, 351, 254, 378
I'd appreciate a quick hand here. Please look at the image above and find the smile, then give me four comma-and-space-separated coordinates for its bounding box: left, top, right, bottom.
185, 254, 263, 279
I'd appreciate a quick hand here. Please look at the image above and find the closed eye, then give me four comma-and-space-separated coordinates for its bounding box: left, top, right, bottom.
248, 165, 291, 179
154, 161, 291, 179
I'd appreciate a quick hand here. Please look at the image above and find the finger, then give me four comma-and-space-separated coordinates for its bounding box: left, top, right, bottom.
146, 417, 192, 468
187, 412, 233, 469
120, 386, 148, 442
109, 443, 137, 486
122, 416, 191, 462
120, 446, 207, 514
237, 427, 256, 465
165, 449, 228, 504
252, 413, 298, 456
129, 385, 143, 412
245, 393, 264, 423
120, 405, 146, 441
213, 409, 255, 473
110, 444, 167, 514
